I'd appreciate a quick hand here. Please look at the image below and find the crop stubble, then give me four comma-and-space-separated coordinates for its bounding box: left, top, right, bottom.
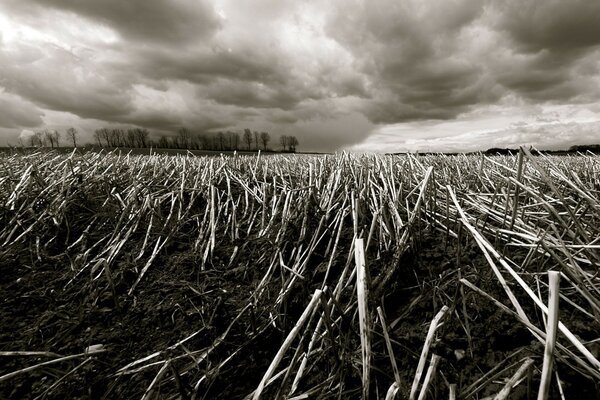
1, 149, 599, 399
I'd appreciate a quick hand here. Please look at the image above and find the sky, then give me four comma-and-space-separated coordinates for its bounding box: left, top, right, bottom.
0, 0, 600, 152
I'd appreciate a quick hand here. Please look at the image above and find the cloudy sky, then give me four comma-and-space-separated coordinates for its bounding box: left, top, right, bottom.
0, 0, 599, 152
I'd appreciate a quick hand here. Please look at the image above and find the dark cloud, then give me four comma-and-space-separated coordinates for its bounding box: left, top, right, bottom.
496, 0, 600, 53
484, 0, 600, 104
325, 0, 600, 125
132, 46, 289, 85
326, 0, 496, 124
0, 43, 134, 120
488, 42, 600, 103
9, 0, 221, 45
0, 92, 44, 128
204, 80, 302, 109
1, 0, 600, 151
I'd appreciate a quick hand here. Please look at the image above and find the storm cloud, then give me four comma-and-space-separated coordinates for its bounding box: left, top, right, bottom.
0, 0, 599, 151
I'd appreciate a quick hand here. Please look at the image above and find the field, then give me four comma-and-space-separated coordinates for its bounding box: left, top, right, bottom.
1, 149, 599, 399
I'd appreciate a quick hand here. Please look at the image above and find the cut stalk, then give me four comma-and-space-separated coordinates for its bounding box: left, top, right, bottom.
493, 358, 535, 400
409, 305, 448, 400
252, 289, 322, 400
538, 271, 560, 400
355, 238, 372, 399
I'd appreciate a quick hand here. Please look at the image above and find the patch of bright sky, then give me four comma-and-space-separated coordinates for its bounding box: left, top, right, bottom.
351, 103, 600, 152
0, 10, 119, 49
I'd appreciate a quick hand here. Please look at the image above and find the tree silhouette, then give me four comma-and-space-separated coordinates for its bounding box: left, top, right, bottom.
253, 131, 260, 151
260, 132, 270, 150
177, 127, 191, 149
288, 136, 299, 152
67, 127, 78, 147
217, 131, 225, 150
44, 130, 58, 148
135, 128, 149, 148
243, 129, 253, 150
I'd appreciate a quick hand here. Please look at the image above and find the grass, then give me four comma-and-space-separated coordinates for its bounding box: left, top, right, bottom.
0, 148, 599, 399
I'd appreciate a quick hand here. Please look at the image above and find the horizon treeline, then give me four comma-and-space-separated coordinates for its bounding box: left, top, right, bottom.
21, 127, 300, 152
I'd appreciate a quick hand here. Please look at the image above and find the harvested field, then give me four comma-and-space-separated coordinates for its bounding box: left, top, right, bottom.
1, 149, 599, 399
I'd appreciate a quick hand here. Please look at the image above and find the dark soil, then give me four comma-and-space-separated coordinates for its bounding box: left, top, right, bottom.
3, 230, 599, 399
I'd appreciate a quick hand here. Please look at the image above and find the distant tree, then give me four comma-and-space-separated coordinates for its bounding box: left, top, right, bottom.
31, 131, 44, 147
253, 131, 260, 150
157, 135, 169, 148
243, 129, 253, 150
217, 131, 225, 151
93, 130, 102, 146
125, 129, 137, 147
288, 136, 299, 152
44, 130, 56, 148
53, 130, 61, 147
211, 135, 219, 150
177, 127, 191, 149
202, 134, 215, 150
569, 144, 600, 153
193, 133, 203, 150
114, 129, 125, 147
105, 129, 120, 147
107, 129, 115, 146
229, 131, 240, 150
260, 131, 270, 150
67, 127, 78, 147
135, 128, 149, 148
280, 135, 288, 151
99, 128, 111, 147
224, 131, 232, 150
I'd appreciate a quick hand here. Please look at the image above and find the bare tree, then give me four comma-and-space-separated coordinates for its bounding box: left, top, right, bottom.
135, 128, 149, 148
260, 131, 270, 150
66, 127, 78, 147
177, 127, 191, 149
110, 129, 125, 147
229, 131, 240, 150
125, 129, 137, 147
200, 134, 213, 150
53, 130, 61, 147
44, 130, 55, 148
280, 135, 288, 151
288, 136, 299, 152
107, 129, 117, 146
98, 128, 111, 146
217, 131, 225, 151
243, 129, 253, 150
253, 131, 260, 151
44, 130, 61, 147
105, 129, 114, 147
93, 129, 102, 146
193, 133, 204, 150
43, 129, 61, 148
157, 135, 169, 148
31, 131, 44, 147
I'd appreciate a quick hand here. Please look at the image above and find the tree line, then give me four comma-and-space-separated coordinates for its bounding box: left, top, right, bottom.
151, 128, 299, 152
22, 127, 300, 152
22, 128, 79, 148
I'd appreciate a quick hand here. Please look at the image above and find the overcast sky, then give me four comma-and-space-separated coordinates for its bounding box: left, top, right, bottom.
1, 0, 599, 152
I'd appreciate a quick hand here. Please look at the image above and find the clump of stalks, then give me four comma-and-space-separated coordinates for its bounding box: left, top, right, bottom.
1, 147, 599, 398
